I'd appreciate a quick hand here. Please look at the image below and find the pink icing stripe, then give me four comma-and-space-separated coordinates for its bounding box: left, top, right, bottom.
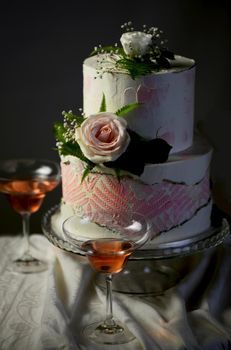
61, 161, 210, 236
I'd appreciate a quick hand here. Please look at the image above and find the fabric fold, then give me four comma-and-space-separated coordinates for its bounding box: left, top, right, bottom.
1, 234, 231, 349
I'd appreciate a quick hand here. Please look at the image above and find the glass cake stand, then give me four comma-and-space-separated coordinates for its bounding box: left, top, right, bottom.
42, 204, 230, 295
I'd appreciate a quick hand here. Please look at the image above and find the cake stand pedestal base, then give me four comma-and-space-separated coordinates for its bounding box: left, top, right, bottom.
95, 253, 203, 295
42, 205, 230, 295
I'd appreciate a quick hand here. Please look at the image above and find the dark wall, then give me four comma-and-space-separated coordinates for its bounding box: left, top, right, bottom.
0, 1, 230, 233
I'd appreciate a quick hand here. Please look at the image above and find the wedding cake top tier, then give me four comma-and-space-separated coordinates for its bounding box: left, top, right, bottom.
83, 21, 195, 154
84, 55, 195, 154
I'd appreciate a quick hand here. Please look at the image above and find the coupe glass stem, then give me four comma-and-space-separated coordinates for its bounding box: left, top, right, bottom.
22, 213, 30, 255
105, 273, 116, 327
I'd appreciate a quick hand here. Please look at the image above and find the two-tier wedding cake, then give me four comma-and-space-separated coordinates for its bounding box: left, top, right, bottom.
52, 22, 212, 246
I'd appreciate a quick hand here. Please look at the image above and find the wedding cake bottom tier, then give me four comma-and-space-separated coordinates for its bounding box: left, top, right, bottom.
52, 136, 213, 246
51, 199, 212, 247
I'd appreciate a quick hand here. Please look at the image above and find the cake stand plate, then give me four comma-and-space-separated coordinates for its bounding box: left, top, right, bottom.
42, 204, 229, 259
42, 205, 230, 295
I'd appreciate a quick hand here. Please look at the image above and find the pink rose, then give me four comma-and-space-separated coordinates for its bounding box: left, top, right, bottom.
75, 112, 130, 163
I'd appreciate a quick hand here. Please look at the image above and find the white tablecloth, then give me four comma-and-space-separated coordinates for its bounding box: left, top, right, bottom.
0, 233, 231, 350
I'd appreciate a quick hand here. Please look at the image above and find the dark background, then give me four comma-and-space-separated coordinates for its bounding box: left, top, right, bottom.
0, 0, 230, 234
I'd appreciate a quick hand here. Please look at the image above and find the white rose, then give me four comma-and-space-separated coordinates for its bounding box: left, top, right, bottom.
120, 31, 152, 58
75, 112, 130, 164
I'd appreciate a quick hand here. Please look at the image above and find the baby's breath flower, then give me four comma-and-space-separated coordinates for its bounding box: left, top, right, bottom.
91, 21, 174, 79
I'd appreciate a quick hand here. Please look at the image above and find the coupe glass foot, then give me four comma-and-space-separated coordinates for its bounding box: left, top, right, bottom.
83, 320, 135, 344
12, 254, 48, 273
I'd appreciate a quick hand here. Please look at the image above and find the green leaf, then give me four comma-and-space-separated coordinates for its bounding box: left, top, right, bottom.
115, 57, 158, 79
115, 102, 142, 117
53, 122, 67, 143
81, 163, 95, 183
58, 141, 92, 165
99, 93, 106, 112
59, 142, 81, 157
114, 168, 121, 181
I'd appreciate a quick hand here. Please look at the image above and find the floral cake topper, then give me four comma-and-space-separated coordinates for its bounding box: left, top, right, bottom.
54, 96, 172, 181
92, 21, 175, 79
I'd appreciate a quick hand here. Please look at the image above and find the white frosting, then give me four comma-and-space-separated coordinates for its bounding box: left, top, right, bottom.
83, 54, 195, 153
151, 201, 212, 245
63, 215, 118, 241
141, 135, 212, 185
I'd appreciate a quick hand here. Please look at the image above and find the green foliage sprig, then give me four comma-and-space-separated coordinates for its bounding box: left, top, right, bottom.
115, 102, 142, 117
54, 111, 94, 163
91, 22, 175, 79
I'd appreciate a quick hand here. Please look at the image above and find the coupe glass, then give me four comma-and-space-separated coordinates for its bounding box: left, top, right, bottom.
0, 158, 60, 273
62, 211, 150, 345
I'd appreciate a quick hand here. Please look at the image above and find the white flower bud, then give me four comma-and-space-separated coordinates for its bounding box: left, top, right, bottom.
120, 31, 152, 58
